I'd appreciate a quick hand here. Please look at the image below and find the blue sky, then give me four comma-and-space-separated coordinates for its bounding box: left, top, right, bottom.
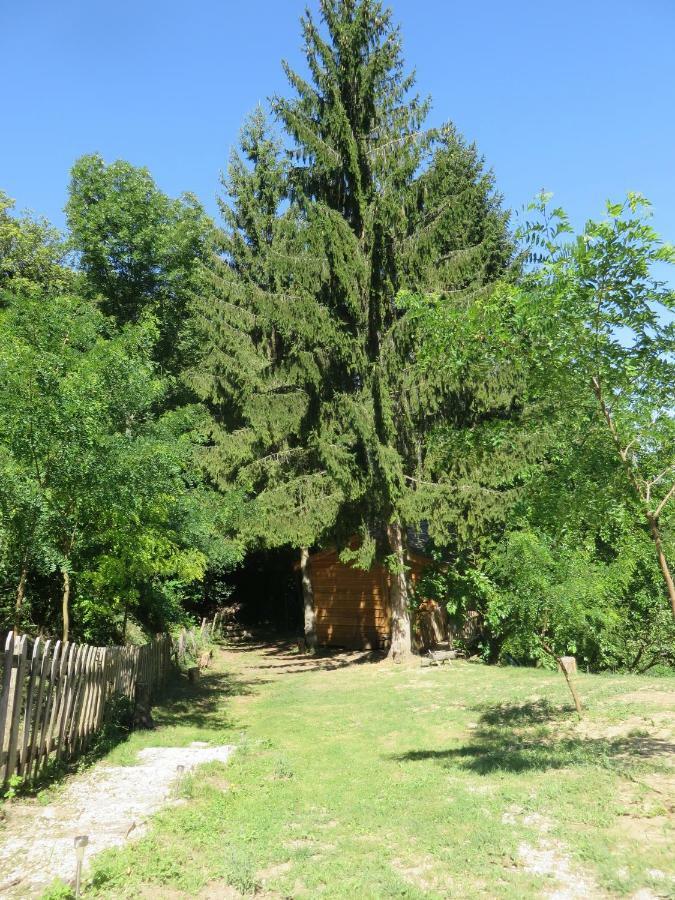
2, 0, 674, 251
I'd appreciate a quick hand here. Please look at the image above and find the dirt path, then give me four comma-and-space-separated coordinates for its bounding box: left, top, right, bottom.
0, 635, 365, 899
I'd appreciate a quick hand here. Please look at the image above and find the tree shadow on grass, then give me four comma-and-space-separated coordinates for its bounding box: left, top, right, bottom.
252, 650, 383, 675
153, 667, 264, 731
391, 699, 675, 776
476, 698, 572, 727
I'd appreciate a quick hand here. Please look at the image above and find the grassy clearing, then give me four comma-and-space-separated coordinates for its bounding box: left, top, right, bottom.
65, 638, 673, 899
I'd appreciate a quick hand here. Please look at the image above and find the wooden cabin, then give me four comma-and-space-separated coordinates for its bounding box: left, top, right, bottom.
307, 543, 438, 650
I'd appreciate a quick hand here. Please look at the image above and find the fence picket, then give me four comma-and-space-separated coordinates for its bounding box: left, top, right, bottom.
25, 639, 52, 779
79, 645, 98, 750
38, 641, 63, 775
6, 636, 29, 779
56, 643, 79, 762
19, 637, 43, 774
0, 632, 16, 783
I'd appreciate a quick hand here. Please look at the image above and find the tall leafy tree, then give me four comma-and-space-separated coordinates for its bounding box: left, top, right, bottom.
66, 154, 212, 377
517, 195, 675, 616
0, 200, 242, 640
409, 195, 675, 676
194, 0, 513, 657
0, 290, 192, 639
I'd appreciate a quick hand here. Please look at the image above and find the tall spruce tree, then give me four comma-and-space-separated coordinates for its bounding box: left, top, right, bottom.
189, 110, 352, 545
195, 0, 513, 657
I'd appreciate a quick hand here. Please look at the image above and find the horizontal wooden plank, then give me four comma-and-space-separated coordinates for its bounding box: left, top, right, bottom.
318, 597, 390, 610
316, 625, 390, 640
316, 616, 391, 628
314, 590, 388, 606
315, 604, 390, 617
312, 580, 387, 594
316, 622, 387, 632
311, 564, 386, 578
312, 573, 386, 585
315, 582, 390, 595
316, 604, 390, 616
313, 583, 388, 595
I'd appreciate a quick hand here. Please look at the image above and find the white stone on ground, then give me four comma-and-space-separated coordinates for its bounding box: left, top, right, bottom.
518, 840, 599, 899
0, 742, 234, 898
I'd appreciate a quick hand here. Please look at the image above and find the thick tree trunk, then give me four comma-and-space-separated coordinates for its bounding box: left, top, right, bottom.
386, 521, 412, 661
300, 547, 317, 652
62, 569, 70, 643
14, 564, 28, 632
647, 514, 675, 618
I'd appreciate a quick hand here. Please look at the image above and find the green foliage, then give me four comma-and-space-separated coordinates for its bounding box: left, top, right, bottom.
0, 204, 242, 640
193, 1, 513, 588
516, 194, 674, 460
1, 773, 24, 801
484, 530, 621, 666
41, 879, 74, 900
66, 153, 213, 376
0, 192, 69, 294
410, 193, 675, 671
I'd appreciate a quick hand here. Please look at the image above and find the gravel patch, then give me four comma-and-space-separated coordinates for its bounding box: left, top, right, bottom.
0, 742, 234, 898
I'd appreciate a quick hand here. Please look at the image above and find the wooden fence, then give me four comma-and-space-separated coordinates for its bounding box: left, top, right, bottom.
0, 632, 172, 786
175, 611, 225, 666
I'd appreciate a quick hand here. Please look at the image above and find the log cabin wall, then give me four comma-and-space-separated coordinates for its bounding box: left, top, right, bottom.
308, 547, 435, 650
309, 549, 391, 650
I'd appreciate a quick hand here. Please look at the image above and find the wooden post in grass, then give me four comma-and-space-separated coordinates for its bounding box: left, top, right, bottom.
541, 641, 583, 719
557, 655, 582, 719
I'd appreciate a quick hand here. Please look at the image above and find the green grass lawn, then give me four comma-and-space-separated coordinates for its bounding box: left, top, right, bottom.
65, 637, 674, 899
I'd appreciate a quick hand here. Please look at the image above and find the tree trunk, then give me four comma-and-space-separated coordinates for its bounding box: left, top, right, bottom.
62, 569, 70, 643
647, 514, 675, 617
386, 521, 412, 661
300, 547, 317, 652
122, 598, 129, 643
14, 564, 28, 633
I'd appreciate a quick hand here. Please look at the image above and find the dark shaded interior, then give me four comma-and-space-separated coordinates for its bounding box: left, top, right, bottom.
226, 547, 302, 633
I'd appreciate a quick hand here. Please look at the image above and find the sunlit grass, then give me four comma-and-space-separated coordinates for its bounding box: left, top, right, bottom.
60, 642, 674, 899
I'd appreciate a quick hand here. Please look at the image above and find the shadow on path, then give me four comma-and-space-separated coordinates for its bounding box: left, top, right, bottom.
224, 628, 384, 675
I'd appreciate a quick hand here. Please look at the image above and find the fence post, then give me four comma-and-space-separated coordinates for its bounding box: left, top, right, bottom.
0, 631, 16, 783
6, 636, 29, 781
24, 638, 52, 778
